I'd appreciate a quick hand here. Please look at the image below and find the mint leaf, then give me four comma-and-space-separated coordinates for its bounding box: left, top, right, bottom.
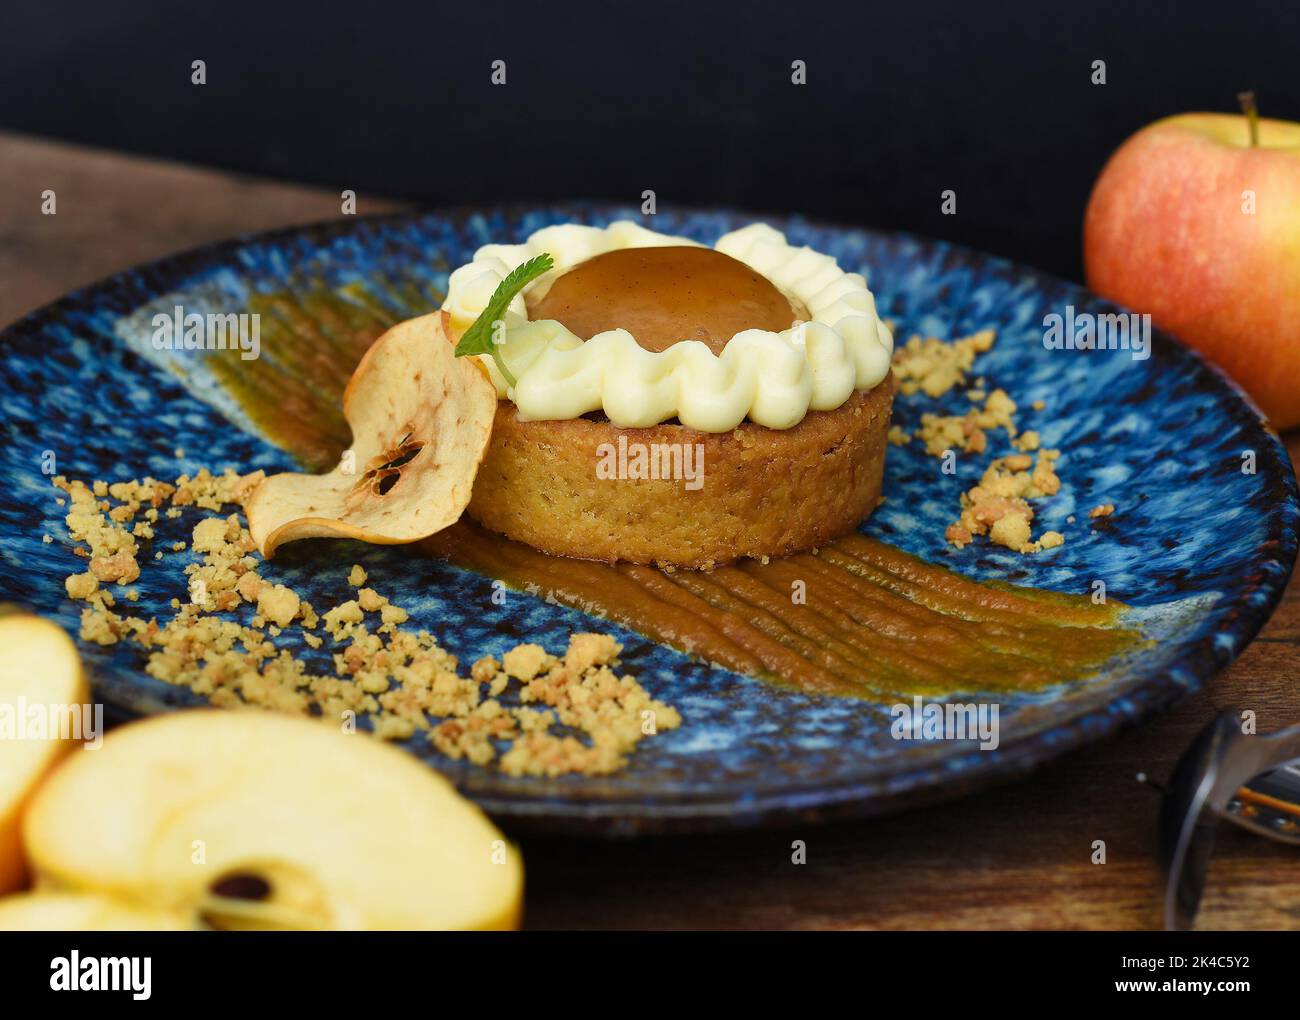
454, 253, 554, 388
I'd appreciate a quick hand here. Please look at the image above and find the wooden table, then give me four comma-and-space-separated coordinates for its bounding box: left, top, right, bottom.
3, 131, 1296, 930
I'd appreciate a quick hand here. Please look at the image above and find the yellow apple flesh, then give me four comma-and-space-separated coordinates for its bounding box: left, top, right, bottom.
0, 891, 195, 930
0, 612, 91, 894
1084, 112, 1300, 430
17, 710, 523, 930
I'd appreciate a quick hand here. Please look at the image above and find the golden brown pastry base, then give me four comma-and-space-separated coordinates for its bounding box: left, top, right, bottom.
466, 374, 895, 569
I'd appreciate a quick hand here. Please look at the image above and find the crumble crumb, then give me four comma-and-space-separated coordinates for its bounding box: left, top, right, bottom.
1089, 503, 1115, 519
502, 643, 553, 681
890, 328, 1080, 556
471, 656, 500, 684
49, 467, 680, 779
1013, 429, 1041, 452
323, 599, 363, 637
379, 603, 408, 629
89, 550, 140, 584
65, 572, 99, 601
916, 388, 1018, 458
191, 516, 233, 554
257, 584, 301, 628
356, 587, 386, 613
892, 328, 996, 398
565, 632, 622, 672
945, 450, 1064, 554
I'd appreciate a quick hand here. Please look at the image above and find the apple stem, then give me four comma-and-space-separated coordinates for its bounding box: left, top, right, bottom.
1237, 90, 1260, 147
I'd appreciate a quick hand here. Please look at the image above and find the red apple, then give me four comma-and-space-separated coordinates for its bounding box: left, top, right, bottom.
1084, 102, 1300, 430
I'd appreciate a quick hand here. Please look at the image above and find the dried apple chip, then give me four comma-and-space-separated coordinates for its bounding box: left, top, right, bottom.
245, 311, 496, 558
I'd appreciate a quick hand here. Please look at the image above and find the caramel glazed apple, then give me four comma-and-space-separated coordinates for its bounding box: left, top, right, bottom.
444, 222, 897, 569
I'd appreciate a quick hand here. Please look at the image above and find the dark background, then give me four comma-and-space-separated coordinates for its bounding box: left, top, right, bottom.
1, 0, 1295, 281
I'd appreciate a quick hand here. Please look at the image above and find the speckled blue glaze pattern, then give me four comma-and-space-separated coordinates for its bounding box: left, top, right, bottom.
1, 204, 1295, 835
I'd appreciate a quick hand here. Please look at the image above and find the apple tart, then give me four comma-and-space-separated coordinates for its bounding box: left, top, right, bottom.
444, 221, 897, 568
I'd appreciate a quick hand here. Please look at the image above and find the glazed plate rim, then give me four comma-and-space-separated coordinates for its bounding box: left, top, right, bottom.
3, 201, 1297, 836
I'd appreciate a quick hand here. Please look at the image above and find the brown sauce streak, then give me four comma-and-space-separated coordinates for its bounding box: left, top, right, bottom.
423, 522, 1140, 701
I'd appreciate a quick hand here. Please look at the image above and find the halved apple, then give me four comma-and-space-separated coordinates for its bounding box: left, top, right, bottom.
18, 710, 522, 930
0, 610, 91, 894
245, 311, 497, 558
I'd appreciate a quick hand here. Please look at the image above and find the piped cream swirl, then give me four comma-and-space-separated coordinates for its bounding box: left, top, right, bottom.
442, 221, 893, 432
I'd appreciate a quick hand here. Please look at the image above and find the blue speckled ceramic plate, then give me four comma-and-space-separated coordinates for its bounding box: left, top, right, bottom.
2, 204, 1295, 835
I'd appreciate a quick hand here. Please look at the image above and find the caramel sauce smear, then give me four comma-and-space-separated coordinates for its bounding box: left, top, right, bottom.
424, 522, 1139, 701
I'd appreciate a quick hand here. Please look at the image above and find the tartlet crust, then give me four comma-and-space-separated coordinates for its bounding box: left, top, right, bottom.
466, 374, 896, 568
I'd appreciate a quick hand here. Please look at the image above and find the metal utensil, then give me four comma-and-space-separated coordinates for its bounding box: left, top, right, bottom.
1159, 710, 1300, 930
